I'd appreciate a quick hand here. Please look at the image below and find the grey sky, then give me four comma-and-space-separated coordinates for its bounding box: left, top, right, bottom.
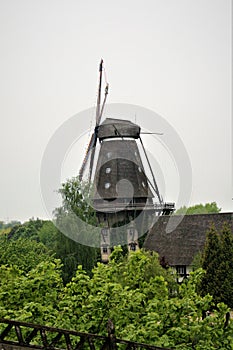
0, 0, 232, 222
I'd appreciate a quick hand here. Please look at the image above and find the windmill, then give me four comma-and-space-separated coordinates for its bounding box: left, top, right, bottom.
79, 60, 175, 262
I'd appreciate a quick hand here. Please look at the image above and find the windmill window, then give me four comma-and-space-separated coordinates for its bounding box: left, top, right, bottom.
134, 151, 138, 157
103, 247, 108, 253
105, 182, 111, 189
142, 181, 146, 188
138, 167, 142, 173
102, 229, 108, 236
129, 228, 134, 236
107, 152, 112, 159
105, 167, 111, 174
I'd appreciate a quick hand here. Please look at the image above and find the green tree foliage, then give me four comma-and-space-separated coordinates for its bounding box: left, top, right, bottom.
4, 218, 99, 284
54, 230, 100, 284
53, 177, 100, 282
0, 248, 232, 349
54, 177, 97, 226
54, 248, 233, 349
0, 236, 54, 272
199, 224, 233, 308
218, 224, 233, 308
7, 218, 44, 241
37, 220, 98, 282
37, 220, 58, 251
0, 260, 63, 324
191, 251, 203, 271
174, 202, 221, 215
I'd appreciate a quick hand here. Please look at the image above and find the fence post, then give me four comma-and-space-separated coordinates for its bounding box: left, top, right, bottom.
107, 319, 117, 350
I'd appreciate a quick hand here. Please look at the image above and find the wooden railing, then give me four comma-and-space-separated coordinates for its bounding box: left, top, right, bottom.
0, 318, 173, 350
93, 201, 175, 213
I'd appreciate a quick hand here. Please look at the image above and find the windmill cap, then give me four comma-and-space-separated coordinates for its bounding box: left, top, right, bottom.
98, 118, 141, 140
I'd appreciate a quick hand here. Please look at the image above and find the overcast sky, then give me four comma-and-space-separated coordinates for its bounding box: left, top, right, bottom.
0, 0, 232, 222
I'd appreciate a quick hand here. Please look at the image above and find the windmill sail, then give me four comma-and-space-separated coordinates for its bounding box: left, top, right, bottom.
79, 59, 108, 181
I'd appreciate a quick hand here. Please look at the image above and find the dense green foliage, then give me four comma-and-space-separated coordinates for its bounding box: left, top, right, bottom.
0, 218, 99, 284
174, 202, 221, 215
54, 229, 100, 284
53, 177, 100, 282
199, 224, 233, 308
0, 260, 63, 323
0, 189, 232, 348
0, 248, 232, 349
0, 236, 54, 272
54, 177, 97, 226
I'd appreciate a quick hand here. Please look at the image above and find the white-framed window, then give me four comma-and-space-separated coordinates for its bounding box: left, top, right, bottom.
176, 265, 186, 276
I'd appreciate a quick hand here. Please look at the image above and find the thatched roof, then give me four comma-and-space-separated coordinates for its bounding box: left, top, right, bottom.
143, 213, 233, 266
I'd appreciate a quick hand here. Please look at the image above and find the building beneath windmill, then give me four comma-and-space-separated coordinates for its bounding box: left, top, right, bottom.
143, 212, 233, 282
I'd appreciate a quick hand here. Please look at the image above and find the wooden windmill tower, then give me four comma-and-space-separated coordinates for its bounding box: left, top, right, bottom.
79, 60, 175, 262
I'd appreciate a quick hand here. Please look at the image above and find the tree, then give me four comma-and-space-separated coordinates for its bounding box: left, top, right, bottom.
54, 230, 100, 284
55, 248, 233, 349
0, 260, 63, 324
53, 177, 100, 283
4, 215, 99, 284
218, 224, 233, 308
7, 218, 44, 240
37, 220, 58, 251
54, 177, 97, 226
0, 236, 54, 273
191, 251, 203, 271
3, 183, 100, 284
199, 223, 233, 308
199, 225, 222, 303
174, 202, 221, 215
0, 247, 232, 348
